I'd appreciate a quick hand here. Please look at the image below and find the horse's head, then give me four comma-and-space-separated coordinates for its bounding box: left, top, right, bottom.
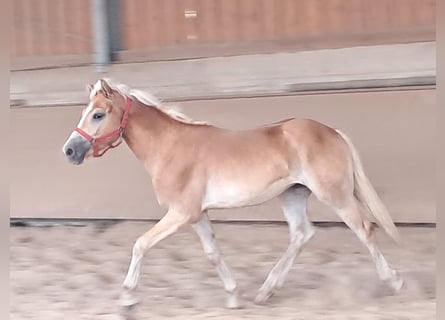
62, 79, 131, 165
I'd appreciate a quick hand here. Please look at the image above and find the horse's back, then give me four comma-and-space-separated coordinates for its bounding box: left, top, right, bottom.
197, 117, 343, 165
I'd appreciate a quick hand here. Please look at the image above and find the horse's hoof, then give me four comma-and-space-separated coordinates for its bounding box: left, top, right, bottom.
254, 290, 274, 305
389, 274, 405, 293
118, 291, 139, 309
226, 294, 242, 309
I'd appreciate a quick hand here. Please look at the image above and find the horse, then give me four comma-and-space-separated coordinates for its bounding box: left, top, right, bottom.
62, 78, 404, 309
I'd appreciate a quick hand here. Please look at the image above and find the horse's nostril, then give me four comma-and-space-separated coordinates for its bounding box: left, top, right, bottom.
65, 148, 74, 157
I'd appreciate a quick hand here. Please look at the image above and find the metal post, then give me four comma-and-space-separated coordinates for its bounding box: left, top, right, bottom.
108, 0, 121, 59
91, 0, 110, 72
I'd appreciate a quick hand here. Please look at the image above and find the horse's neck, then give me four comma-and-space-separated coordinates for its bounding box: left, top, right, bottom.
123, 101, 181, 172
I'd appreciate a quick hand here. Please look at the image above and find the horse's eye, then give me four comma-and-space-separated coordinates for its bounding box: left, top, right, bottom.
93, 113, 105, 120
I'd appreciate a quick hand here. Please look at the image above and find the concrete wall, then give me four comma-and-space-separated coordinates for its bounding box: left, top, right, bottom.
10, 90, 435, 223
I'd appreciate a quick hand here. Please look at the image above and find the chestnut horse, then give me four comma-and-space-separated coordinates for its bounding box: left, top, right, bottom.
62, 79, 403, 309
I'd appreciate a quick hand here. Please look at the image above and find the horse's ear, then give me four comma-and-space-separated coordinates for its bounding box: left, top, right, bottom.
100, 79, 113, 98
86, 84, 94, 94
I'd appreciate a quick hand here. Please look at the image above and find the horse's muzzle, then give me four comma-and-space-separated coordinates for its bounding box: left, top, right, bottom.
63, 135, 91, 165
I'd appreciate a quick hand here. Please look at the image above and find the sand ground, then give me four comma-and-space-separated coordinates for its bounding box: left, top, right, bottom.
10, 221, 435, 319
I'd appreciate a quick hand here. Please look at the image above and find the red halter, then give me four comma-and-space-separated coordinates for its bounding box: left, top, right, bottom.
74, 97, 133, 157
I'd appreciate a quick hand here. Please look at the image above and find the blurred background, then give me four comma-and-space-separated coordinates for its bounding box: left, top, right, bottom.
11, 0, 435, 69
10, 0, 436, 222
10, 1, 436, 319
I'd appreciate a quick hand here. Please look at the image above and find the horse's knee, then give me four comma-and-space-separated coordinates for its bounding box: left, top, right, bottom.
206, 251, 221, 265
132, 237, 146, 257
362, 220, 375, 240
290, 224, 314, 245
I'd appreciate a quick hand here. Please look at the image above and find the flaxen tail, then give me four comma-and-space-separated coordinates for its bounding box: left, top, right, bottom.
335, 129, 400, 243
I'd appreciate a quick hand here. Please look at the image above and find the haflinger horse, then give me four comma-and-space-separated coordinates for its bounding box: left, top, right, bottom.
63, 79, 403, 309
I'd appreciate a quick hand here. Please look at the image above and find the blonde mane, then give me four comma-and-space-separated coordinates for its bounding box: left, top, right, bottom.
92, 78, 209, 125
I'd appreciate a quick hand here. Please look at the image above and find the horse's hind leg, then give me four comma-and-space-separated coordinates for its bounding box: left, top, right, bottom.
255, 185, 314, 304
328, 197, 404, 291
192, 211, 240, 309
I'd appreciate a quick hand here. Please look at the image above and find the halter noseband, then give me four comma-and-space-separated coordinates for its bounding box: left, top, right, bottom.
74, 97, 133, 157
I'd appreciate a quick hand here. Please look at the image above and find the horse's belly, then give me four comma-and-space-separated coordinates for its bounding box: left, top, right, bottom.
202, 177, 295, 210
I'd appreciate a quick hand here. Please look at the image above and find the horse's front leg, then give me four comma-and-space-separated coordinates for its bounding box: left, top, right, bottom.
191, 211, 241, 308
119, 209, 190, 307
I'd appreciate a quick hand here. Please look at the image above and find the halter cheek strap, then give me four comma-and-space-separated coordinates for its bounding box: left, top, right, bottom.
74, 97, 133, 157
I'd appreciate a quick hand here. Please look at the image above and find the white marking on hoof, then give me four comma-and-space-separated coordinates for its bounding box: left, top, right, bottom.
254, 289, 274, 305
389, 271, 405, 292
119, 290, 139, 308
226, 293, 242, 309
